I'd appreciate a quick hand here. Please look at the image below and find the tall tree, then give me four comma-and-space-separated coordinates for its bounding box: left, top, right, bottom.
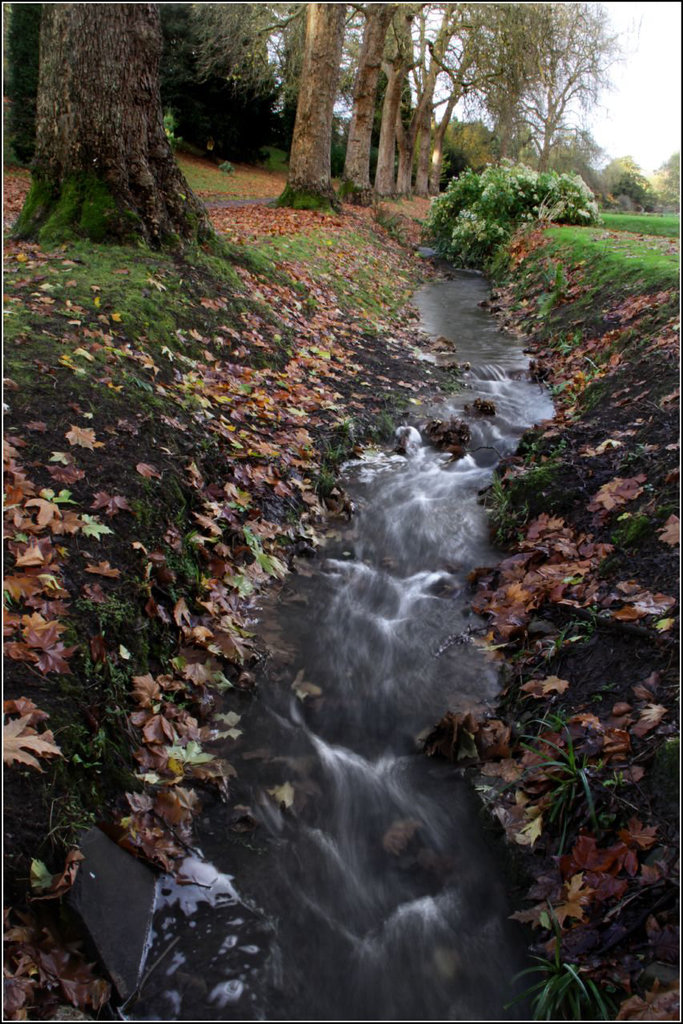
278, 3, 347, 209
374, 7, 417, 197
519, 3, 618, 171
341, 3, 396, 204
16, 4, 211, 246
394, 3, 462, 197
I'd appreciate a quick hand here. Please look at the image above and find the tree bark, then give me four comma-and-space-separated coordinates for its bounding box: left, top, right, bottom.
374, 9, 414, 198
278, 3, 346, 210
341, 4, 395, 204
413, 106, 433, 197
374, 60, 404, 196
17, 4, 211, 246
428, 93, 458, 194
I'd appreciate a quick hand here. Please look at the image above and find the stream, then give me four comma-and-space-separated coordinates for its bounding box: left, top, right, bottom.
130, 271, 554, 1021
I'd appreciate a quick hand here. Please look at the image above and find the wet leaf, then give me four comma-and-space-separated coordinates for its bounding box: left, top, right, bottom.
382, 819, 421, 855
267, 781, 294, 809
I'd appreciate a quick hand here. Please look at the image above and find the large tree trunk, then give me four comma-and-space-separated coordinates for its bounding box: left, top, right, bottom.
278, 3, 346, 210
341, 4, 395, 205
16, 4, 211, 247
374, 61, 404, 196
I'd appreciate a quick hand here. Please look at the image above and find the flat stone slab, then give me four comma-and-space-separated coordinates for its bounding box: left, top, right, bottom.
69, 828, 156, 1001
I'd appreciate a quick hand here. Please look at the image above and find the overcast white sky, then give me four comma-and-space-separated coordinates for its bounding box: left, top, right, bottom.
587, 2, 681, 172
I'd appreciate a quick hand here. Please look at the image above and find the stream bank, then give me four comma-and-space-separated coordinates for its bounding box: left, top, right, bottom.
445, 226, 680, 1020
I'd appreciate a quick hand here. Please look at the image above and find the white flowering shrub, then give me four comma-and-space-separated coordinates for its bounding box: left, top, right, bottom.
427, 162, 600, 269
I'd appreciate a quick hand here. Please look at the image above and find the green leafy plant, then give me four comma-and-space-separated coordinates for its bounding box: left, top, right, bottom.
426, 162, 600, 270
510, 930, 616, 1020
521, 719, 598, 853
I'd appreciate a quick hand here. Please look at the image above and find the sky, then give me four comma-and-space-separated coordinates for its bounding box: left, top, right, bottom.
587, 2, 681, 173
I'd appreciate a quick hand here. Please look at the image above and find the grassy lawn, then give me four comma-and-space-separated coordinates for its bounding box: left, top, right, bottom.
176, 151, 287, 200
600, 211, 680, 237
545, 224, 680, 292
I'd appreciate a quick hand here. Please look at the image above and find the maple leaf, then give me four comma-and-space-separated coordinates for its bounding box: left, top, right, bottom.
136, 462, 162, 479
631, 704, 667, 738
267, 781, 295, 809
15, 542, 47, 567
90, 492, 132, 516
80, 515, 114, 540
618, 817, 658, 850
3, 715, 62, 771
658, 515, 679, 546
521, 675, 570, 698
65, 425, 101, 450
589, 475, 646, 513
84, 560, 120, 577
25, 498, 62, 529
553, 872, 595, 926
616, 980, 680, 1020
35, 643, 77, 675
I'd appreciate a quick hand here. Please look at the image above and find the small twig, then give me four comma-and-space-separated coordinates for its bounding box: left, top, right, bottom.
118, 936, 181, 1016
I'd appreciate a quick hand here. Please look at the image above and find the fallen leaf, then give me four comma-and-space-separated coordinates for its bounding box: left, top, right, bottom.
65, 425, 101, 450
136, 462, 162, 479
3, 715, 62, 771
267, 781, 294, 809
658, 515, 679, 546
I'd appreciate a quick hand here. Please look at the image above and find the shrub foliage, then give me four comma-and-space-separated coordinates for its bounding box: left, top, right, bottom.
427, 162, 600, 269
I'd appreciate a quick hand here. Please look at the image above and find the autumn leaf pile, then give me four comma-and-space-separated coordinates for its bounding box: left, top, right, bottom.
424, 226, 679, 1018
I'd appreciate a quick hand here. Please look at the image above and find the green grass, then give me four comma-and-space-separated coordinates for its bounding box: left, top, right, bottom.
544, 225, 680, 292
600, 212, 680, 237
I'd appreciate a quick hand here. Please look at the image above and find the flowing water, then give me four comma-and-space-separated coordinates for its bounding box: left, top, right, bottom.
130, 271, 554, 1022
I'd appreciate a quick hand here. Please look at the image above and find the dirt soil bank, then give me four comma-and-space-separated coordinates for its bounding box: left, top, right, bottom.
425, 227, 679, 1020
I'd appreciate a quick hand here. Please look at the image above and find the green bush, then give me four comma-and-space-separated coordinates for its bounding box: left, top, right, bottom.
426, 162, 600, 270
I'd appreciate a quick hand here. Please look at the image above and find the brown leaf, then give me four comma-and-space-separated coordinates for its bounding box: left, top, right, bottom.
382, 819, 421, 855
658, 515, 679, 546
553, 872, 595, 926
631, 704, 667, 738
65, 425, 101, 450
136, 462, 162, 479
3, 715, 62, 771
618, 817, 658, 850
521, 675, 570, 698
84, 560, 120, 578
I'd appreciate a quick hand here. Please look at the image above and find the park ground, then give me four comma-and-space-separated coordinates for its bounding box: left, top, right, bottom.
3, 156, 680, 1020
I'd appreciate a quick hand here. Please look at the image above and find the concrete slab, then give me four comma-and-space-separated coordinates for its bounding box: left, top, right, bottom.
69, 828, 157, 1001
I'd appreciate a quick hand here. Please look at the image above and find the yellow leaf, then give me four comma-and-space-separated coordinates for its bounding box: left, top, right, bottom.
267, 782, 294, 809
111, 312, 122, 322
514, 812, 544, 847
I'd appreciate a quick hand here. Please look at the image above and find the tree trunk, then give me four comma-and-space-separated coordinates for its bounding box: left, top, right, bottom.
395, 107, 415, 197
413, 109, 433, 197
429, 94, 458, 195
278, 3, 346, 210
374, 61, 403, 196
16, 4, 211, 247
341, 4, 395, 205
